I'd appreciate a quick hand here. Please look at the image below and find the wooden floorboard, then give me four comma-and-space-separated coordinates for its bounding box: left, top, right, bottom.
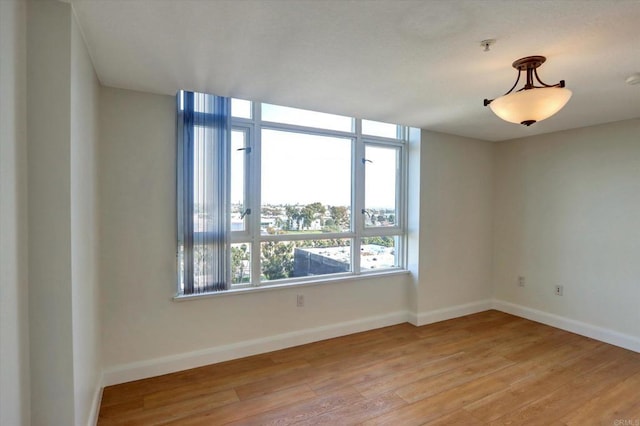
98, 310, 640, 425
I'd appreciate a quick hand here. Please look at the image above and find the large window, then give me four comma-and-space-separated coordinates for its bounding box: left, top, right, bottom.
177, 91, 409, 295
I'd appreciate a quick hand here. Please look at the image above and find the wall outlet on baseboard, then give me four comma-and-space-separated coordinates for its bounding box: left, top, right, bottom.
554, 285, 563, 296
518, 276, 525, 287
296, 294, 304, 307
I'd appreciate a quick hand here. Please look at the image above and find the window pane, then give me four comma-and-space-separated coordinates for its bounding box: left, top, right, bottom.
231, 243, 251, 285
261, 239, 351, 281
364, 145, 398, 227
232, 98, 252, 119
360, 236, 399, 271
231, 129, 247, 232
261, 129, 351, 234
362, 119, 399, 139
262, 103, 353, 132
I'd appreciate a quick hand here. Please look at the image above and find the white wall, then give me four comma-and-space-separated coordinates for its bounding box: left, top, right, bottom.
0, 1, 30, 424
406, 128, 422, 316
99, 87, 411, 382
27, 1, 75, 423
98, 87, 499, 383
10, 0, 640, 420
413, 131, 495, 324
493, 119, 640, 344
26, 1, 102, 424
70, 11, 102, 426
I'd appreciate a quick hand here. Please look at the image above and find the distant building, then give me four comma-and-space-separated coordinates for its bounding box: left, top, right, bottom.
293, 244, 395, 277
293, 246, 350, 277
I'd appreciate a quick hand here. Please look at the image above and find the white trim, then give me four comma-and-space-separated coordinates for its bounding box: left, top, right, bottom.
87, 379, 103, 426
492, 299, 640, 353
173, 269, 409, 301
102, 310, 409, 386
408, 299, 494, 327
97, 299, 640, 393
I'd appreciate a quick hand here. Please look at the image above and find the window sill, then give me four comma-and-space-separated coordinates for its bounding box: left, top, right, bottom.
172, 269, 410, 302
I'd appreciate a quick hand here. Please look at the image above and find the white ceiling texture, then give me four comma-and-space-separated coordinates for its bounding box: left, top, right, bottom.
71, 0, 640, 141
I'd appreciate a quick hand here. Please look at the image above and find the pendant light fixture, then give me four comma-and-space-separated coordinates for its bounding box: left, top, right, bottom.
484, 56, 572, 126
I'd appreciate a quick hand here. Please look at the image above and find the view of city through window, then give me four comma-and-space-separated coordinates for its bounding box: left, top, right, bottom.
185, 95, 406, 292
225, 100, 405, 287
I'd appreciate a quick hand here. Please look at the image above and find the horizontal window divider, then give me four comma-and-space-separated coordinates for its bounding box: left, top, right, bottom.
257, 121, 407, 144
258, 232, 356, 242
230, 116, 254, 125
260, 121, 357, 139
260, 270, 356, 285
230, 233, 251, 243
362, 136, 406, 146
362, 227, 404, 237
173, 269, 410, 301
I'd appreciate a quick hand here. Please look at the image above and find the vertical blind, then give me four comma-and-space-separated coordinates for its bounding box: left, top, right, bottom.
177, 91, 231, 294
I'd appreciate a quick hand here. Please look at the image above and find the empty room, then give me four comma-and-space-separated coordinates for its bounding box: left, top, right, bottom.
2, 0, 640, 425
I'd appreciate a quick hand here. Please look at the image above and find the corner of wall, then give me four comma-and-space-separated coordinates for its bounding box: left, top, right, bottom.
490, 119, 640, 352
492, 299, 640, 353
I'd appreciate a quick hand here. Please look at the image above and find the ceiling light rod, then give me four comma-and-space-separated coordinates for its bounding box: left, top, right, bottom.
484, 56, 571, 126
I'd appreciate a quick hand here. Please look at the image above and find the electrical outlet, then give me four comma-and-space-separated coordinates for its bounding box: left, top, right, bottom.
518, 276, 525, 287
554, 285, 563, 296
296, 294, 304, 307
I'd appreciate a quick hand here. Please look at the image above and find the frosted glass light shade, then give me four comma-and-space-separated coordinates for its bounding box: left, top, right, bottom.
489, 87, 572, 125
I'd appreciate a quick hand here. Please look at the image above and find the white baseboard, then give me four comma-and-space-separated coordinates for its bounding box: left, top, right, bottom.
492, 299, 640, 353
102, 310, 409, 386
101, 299, 640, 388
87, 378, 103, 426
408, 299, 493, 327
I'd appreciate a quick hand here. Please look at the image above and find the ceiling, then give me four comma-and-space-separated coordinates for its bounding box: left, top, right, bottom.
71, 0, 640, 141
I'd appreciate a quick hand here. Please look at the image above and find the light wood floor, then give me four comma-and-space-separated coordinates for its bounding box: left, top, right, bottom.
98, 310, 640, 425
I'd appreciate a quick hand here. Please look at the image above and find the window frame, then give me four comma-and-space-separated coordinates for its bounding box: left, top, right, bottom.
361, 139, 405, 233
178, 95, 409, 296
